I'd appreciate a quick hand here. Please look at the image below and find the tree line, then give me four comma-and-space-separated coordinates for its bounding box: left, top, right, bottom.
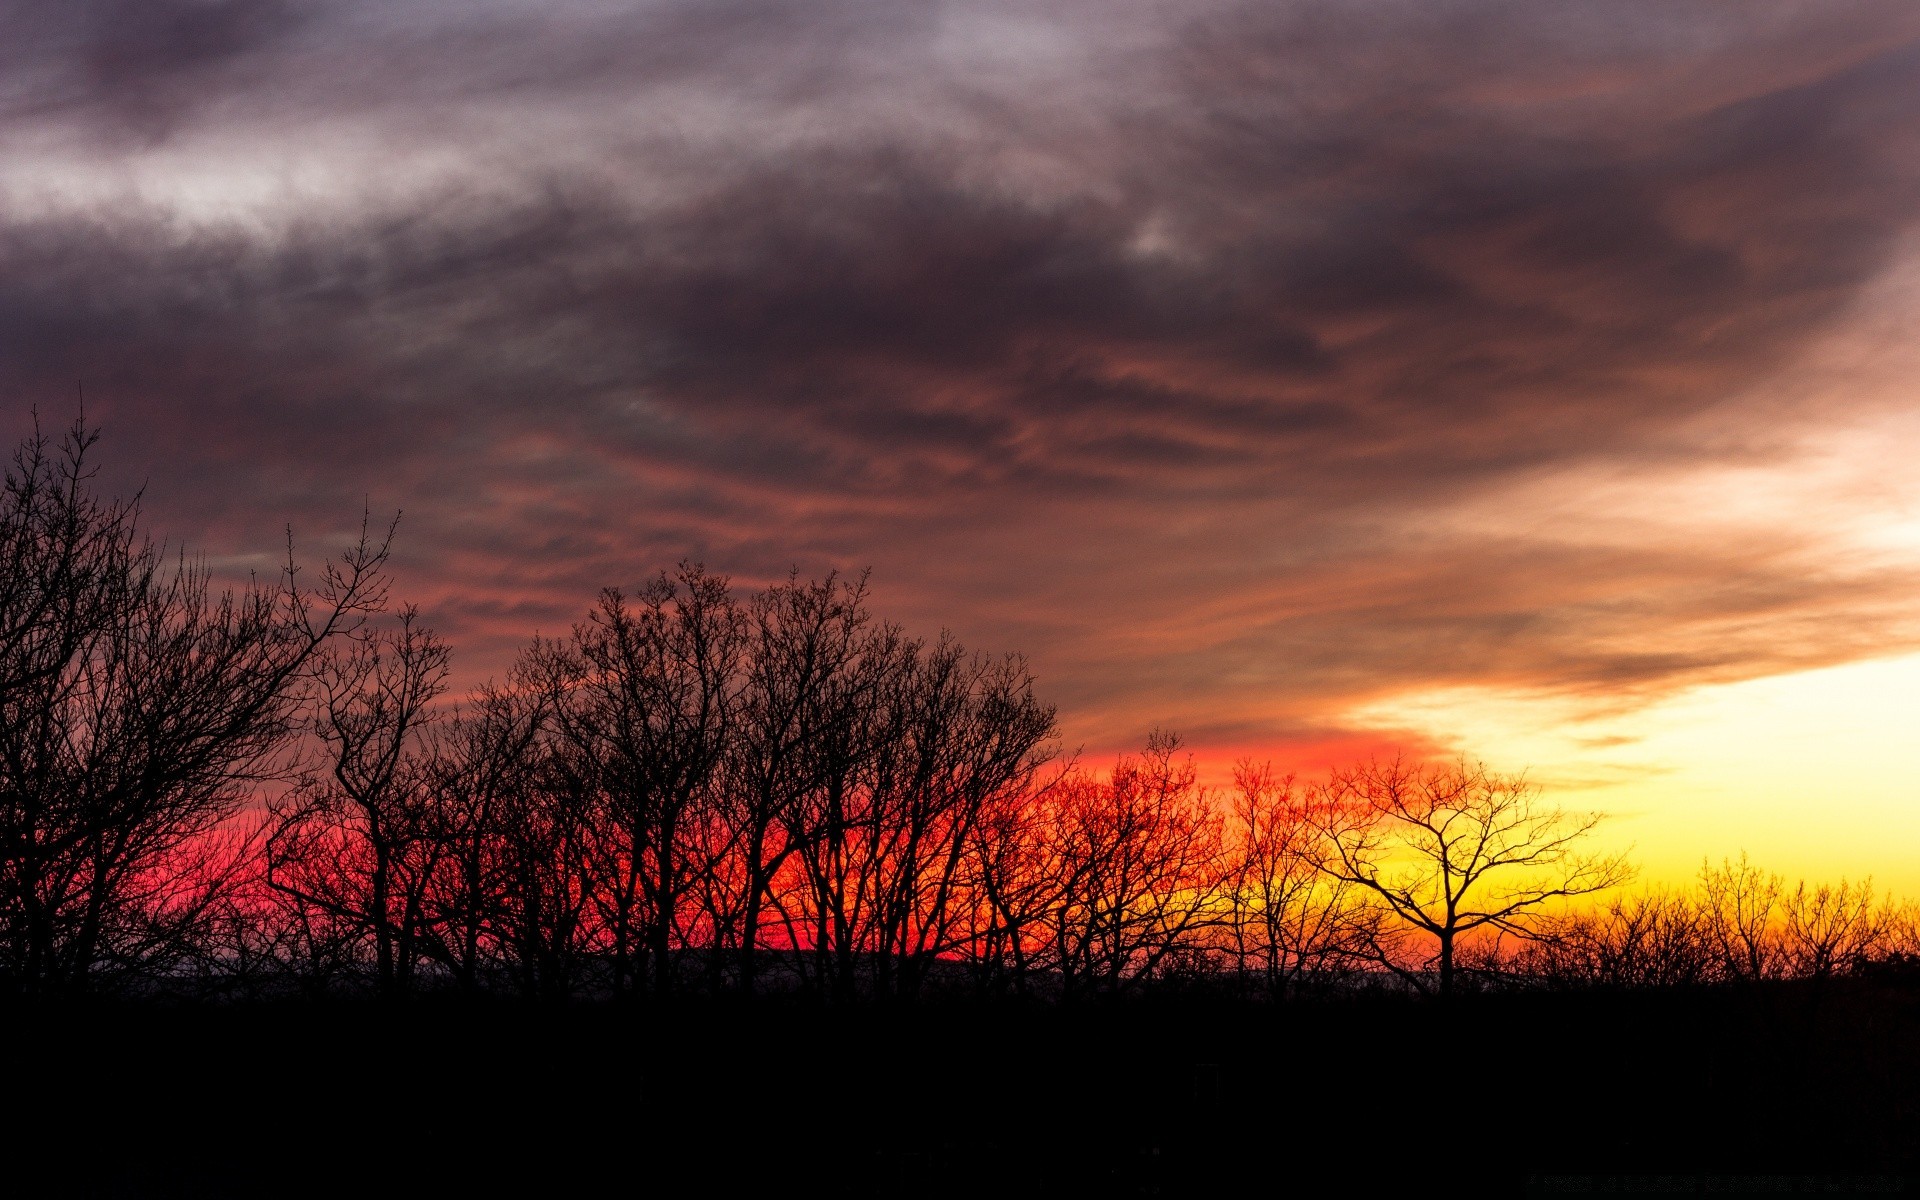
2, 422, 1915, 1003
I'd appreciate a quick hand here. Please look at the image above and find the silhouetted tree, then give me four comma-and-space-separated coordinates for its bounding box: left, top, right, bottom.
266, 608, 449, 997
957, 760, 1072, 996
0, 421, 391, 995
1780, 875, 1883, 981
1699, 852, 1784, 982
487, 730, 600, 1002
1225, 759, 1377, 997
422, 672, 552, 994
1521, 889, 1714, 989
869, 642, 1055, 999
1315, 758, 1631, 996
778, 617, 909, 998
785, 632, 1057, 999
1043, 732, 1232, 997
544, 566, 747, 997
725, 570, 875, 994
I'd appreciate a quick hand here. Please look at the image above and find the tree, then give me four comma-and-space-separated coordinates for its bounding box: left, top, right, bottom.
1225, 759, 1377, 998
265, 607, 450, 998
723, 570, 875, 994
483, 727, 600, 1003
421, 671, 552, 995
0, 419, 391, 995
1779, 875, 1882, 981
1698, 852, 1783, 982
543, 565, 747, 997
1042, 732, 1232, 997
956, 759, 1072, 997
1520, 889, 1714, 990
1314, 758, 1630, 996
863, 641, 1055, 1000
784, 632, 1057, 1000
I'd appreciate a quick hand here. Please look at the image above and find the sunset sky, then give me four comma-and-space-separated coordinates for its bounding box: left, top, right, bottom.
4, 1, 1920, 889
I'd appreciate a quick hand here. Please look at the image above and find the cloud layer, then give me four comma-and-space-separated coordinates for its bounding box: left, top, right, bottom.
4, 0, 1920, 760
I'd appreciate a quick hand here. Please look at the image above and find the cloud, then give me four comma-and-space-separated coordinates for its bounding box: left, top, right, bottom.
2, 0, 1918, 759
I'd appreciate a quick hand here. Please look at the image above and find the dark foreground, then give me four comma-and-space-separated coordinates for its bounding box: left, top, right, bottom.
14, 978, 1920, 1198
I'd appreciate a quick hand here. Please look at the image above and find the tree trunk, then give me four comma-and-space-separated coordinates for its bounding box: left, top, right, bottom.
372, 840, 394, 997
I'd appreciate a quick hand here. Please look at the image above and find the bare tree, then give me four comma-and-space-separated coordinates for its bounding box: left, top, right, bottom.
0, 421, 392, 995
724, 570, 874, 994
1780, 875, 1883, 981
868, 643, 1056, 999
784, 633, 1057, 1000
1699, 852, 1784, 982
266, 608, 450, 997
956, 760, 1073, 997
1042, 732, 1233, 997
421, 672, 552, 994
1315, 758, 1631, 996
777, 617, 907, 999
486, 732, 601, 1002
1225, 759, 1377, 998
546, 565, 747, 997
1521, 889, 1714, 989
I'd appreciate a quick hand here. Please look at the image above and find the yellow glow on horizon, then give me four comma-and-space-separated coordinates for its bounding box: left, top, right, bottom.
1349, 651, 1920, 896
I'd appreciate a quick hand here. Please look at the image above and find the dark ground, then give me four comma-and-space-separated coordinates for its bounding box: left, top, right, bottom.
11, 977, 1919, 1197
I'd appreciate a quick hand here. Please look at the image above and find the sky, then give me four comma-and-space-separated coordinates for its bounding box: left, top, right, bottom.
4, 0, 1920, 889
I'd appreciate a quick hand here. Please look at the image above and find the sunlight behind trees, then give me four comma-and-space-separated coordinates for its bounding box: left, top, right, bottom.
1346, 652, 1920, 897
4, 424, 1918, 1001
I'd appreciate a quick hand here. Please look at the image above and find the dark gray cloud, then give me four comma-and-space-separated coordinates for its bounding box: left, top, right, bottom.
2, 0, 1918, 758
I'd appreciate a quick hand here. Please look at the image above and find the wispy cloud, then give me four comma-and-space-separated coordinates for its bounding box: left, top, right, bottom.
3, 0, 1919, 758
